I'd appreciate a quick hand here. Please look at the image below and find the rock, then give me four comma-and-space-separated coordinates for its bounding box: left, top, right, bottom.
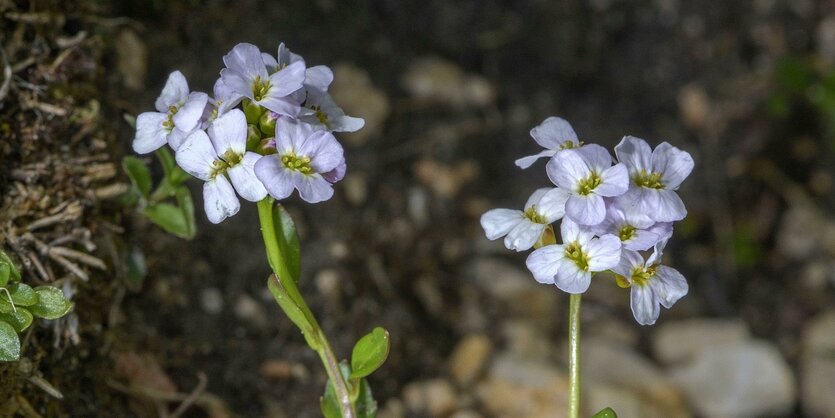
401, 57, 495, 109
259, 360, 308, 381
448, 334, 492, 386
330, 64, 389, 146
467, 258, 560, 326
776, 206, 835, 260
670, 341, 796, 418
500, 319, 553, 359
233, 294, 268, 329
678, 85, 710, 130
199, 287, 224, 315
801, 310, 835, 417
377, 399, 406, 418
115, 29, 147, 91
476, 353, 568, 418
414, 159, 478, 199
449, 410, 484, 418
403, 378, 458, 417
652, 319, 750, 365
315, 269, 341, 304
586, 383, 677, 418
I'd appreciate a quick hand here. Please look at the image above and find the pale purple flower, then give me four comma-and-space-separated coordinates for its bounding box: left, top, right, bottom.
614, 136, 694, 222
546, 144, 629, 225
254, 118, 345, 203
516, 117, 585, 169
220, 43, 305, 117
480, 188, 571, 251
175, 109, 267, 223
205, 78, 244, 124
262, 42, 304, 73
590, 201, 673, 251
526, 218, 622, 294
134, 71, 208, 153
297, 66, 364, 132
612, 240, 688, 325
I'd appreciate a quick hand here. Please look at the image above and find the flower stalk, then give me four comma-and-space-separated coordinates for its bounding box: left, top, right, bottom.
568, 293, 581, 418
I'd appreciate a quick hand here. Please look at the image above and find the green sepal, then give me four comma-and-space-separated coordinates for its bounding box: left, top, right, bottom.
7, 283, 37, 307
258, 110, 276, 137
0, 320, 21, 361
144, 203, 192, 239
0, 251, 21, 282
28, 287, 73, 320
122, 156, 152, 198
271, 204, 301, 284
592, 407, 618, 418
247, 124, 262, 151
0, 309, 33, 333
243, 99, 265, 124
350, 327, 390, 379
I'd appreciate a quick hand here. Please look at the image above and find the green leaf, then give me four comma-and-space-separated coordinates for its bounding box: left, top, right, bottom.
123, 156, 152, 198
267, 275, 317, 348
350, 327, 390, 379
272, 205, 301, 284
0, 251, 21, 282
321, 363, 353, 418
156, 147, 178, 180
7, 283, 37, 307
355, 378, 378, 418
0, 297, 12, 314
0, 309, 33, 332
592, 407, 618, 418
175, 186, 197, 240
122, 246, 147, 291
144, 203, 191, 239
0, 263, 9, 287
123, 113, 137, 129
0, 320, 20, 361
28, 287, 73, 320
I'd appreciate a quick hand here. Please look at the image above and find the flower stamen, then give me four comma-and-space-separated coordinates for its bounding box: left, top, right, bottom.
565, 242, 590, 271
577, 172, 602, 196
634, 170, 664, 189
252, 76, 271, 102
523, 206, 547, 224
281, 153, 314, 174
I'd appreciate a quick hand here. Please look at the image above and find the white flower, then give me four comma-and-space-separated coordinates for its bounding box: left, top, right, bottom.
297, 66, 365, 133
480, 188, 570, 251
614, 136, 694, 222
590, 201, 673, 251
612, 240, 688, 325
526, 218, 622, 294
134, 71, 208, 153
516, 117, 585, 169
175, 109, 267, 223
220, 43, 306, 117
546, 144, 629, 225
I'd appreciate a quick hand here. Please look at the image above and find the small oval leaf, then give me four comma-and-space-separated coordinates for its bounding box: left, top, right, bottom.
592, 407, 618, 418
0, 320, 21, 361
355, 378, 378, 418
0, 263, 10, 287
8, 283, 38, 307
28, 287, 73, 320
350, 327, 390, 379
0, 251, 21, 281
0, 297, 12, 314
272, 204, 301, 284
144, 203, 190, 238
123, 156, 153, 198
0, 309, 33, 332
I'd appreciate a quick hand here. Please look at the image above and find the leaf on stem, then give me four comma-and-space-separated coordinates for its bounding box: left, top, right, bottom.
592, 407, 618, 418
7, 283, 37, 307
28, 287, 73, 320
271, 204, 301, 284
0, 320, 21, 361
267, 275, 317, 348
350, 327, 390, 379
0, 251, 21, 283
123, 156, 152, 198
355, 378, 377, 418
175, 186, 197, 240
144, 203, 192, 239
0, 309, 33, 333
321, 361, 353, 418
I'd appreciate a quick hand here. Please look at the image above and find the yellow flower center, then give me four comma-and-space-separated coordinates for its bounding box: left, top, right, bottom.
281, 153, 313, 174
618, 225, 636, 241
209, 150, 243, 178
634, 170, 665, 189
523, 206, 547, 224
252, 76, 271, 102
564, 242, 590, 271
629, 264, 658, 287
577, 172, 602, 196
559, 140, 583, 150
310, 105, 329, 125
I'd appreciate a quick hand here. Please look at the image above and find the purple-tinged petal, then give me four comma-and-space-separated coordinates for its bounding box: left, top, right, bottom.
155, 71, 189, 112
615, 136, 652, 175
554, 260, 592, 294
167, 127, 192, 151
524, 188, 552, 210
262, 52, 278, 70
595, 163, 629, 197
530, 117, 578, 149
652, 189, 687, 222
213, 78, 244, 115
173, 92, 208, 132
295, 174, 334, 203
565, 194, 606, 225
277, 42, 304, 66
576, 144, 613, 173
268, 60, 306, 97
526, 245, 566, 284
505, 220, 547, 251
624, 229, 662, 251
481, 209, 524, 240
537, 188, 570, 223
258, 96, 301, 117
133, 112, 169, 154
652, 265, 688, 308
648, 222, 673, 242
646, 238, 668, 266
223, 43, 267, 80
203, 176, 240, 224
630, 284, 660, 325
175, 130, 217, 181
613, 249, 644, 277
299, 131, 344, 173
227, 152, 267, 202
330, 115, 365, 133
585, 234, 622, 272
219, 69, 255, 100
560, 217, 595, 244
304, 65, 334, 92
652, 142, 694, 190
547, 149, 590, 190
255, 155, 295, 200
208, 109, 247, 155
515, 150, 557, 169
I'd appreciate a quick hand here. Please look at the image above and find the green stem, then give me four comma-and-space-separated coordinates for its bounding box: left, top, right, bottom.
568, 293, 582, 418
257, 198, 355, 418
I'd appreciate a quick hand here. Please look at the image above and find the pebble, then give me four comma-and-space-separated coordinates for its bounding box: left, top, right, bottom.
199, 287, 224, 315
467, 258, 560, 327
670, 340, 796, 418
475, 353, 568, 418
401, 57, 495, 109
801, 310, 835, 417
403, 378, 458, 417
330, 64, 390, 146
448, 334, 492, 386
651, 319, 749, 365
233, 294, 268, 329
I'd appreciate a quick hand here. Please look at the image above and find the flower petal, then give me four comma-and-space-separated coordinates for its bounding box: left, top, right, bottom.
652, 189, 687, 222
254, 155, 295, 200
585, 234, 622, 272
576, 144, 613, 174
227, 152, 267, 202
595, 163, 629, 197
295, 173, 334, 203
547, 149, 590, 190
624, 229, 661, 251
565, 194, 606, 225
258, 96, 301, 117
304, 65, 334, 92
652, 265, 689, 309
480, 209, 524, 240
173, 92, 208, 132
203, 176, 240, 224
530, 117, 578, 149
155, 71, 189, 112
299, 131, 344, 173
208, 109, 247, 155
560, 217, 594, 244
223, 43, 267, 80
612, 249, 644, 277
615, 136, 652, 175
652, 142, 694, 190
526, 245, 565, 284
219, 69, 254, 100
515, 149, 557, 169
630, 284, 660, 325
505, 220, 546, 251
133, 112, 169, 154
322, 159, 346, 184
261, 52, 278, 71
268, 60, 306, 97
524, 188, 551, 210
537, 188, 571, 223
331, 115, 365, 133
175, 130, 216, 181
554, 260, 592, 294
277, 42, 304, 66
167, 127, 191, 151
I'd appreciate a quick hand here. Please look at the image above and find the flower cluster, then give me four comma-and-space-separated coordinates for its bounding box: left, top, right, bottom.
133, 42, 364, 223
481, 117, 694, 325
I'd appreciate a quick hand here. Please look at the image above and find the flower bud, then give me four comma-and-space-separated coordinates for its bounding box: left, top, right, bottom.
259, 110, 278, 137
246, 124, 262, 151
242, 99, 265, 124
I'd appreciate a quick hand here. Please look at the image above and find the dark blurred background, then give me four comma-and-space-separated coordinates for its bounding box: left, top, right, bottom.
2, 0, 835, 417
